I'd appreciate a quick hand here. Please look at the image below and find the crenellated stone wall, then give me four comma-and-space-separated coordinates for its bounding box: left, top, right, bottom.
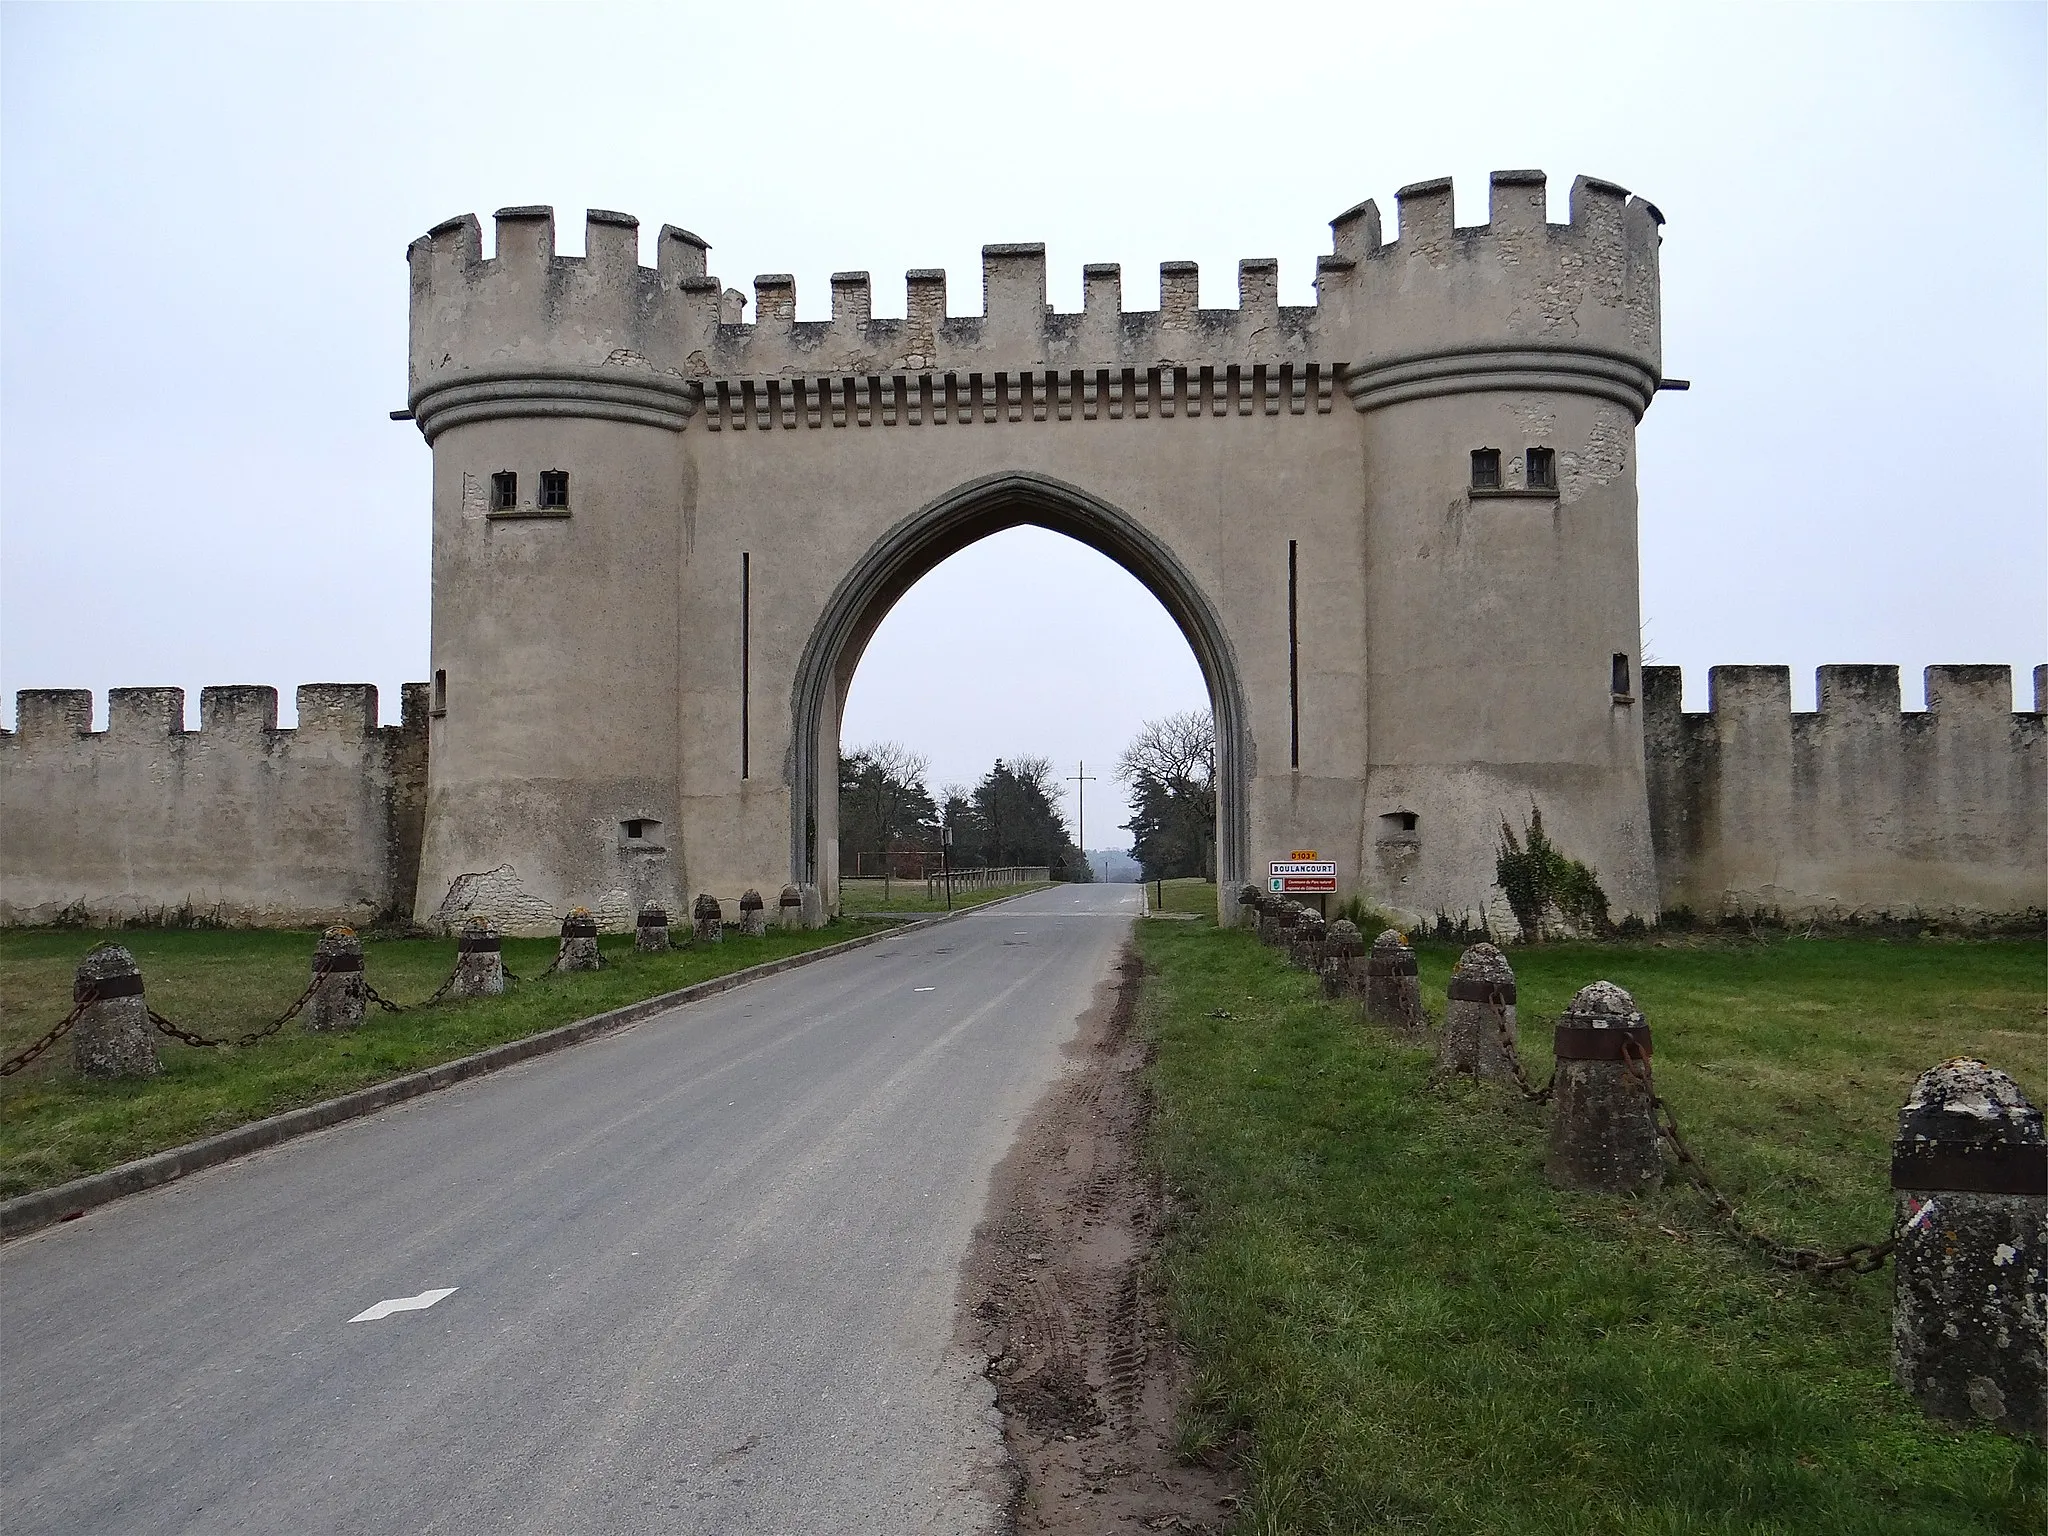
1645, 665, 2045, 922
0, 684, 428, 928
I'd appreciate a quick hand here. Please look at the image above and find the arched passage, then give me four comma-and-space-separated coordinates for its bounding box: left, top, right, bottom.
788, 470, 1249, 900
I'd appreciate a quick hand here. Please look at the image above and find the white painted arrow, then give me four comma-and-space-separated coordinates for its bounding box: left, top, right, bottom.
349, 1287, 457, 1322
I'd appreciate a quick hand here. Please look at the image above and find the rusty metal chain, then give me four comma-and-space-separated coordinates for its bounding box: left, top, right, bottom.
1488, 1000, 1554, 1104
148, 1007, 228, 1050
0, 996, 92, 1077
363, 982, 406, 1014
1619, 1039, 1895, 1276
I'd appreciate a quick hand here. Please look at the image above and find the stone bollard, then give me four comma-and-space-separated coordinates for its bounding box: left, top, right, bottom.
1438, 943, 1518, 1082
636, 904, 671, 953
739, 889, 767, 937
556, 908, 604, 972
71, 944, 161, 1078
304, 925, 367, 1033
693, 893, 724, 944
1321, 919, 1364, 998
1270, 901, 1299, 952
1545, 981, 1661, 1194
1291, 911, 1328, 973
1236, 884, 1262, 930
778, 883, 804, 931
1891, 1058, 2046, 1442
1363, 930, 1424, 1035
450, 917, 506, 998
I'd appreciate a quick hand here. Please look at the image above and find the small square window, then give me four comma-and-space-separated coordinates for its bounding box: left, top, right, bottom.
620, 818, 662, 846
490, 472, 517, 511
539, 470, 570, 509
1527, 447, 1557, 492
1470, 449, 1501, 490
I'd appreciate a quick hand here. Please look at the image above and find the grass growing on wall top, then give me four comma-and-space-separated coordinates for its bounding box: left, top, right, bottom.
1136, 918, 2045, 1533
0, 924, 862, 1200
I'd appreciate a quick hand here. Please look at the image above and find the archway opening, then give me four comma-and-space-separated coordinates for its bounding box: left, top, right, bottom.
788, 472, 1249, 910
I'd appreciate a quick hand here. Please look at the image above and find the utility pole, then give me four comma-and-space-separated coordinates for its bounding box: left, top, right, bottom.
1067, 760, 1096, 879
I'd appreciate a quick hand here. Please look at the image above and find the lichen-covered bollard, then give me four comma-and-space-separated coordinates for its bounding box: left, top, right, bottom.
1236, 884, 1262, 930
1321, 920, 1363, 998
1363, 930, 1424, 1034
777, 884, 804, 931
1270, 901, 1299, 952
450, 917, 506, 998
1291, 911, 1327, 972
739, 889, 767, 937
1438, 943, 1518, 1082
693, 893, 724, 944
636, 904, 670, 953
304, 925, 367, 1033
1545, 981, 1661, 1194
71, 943, 160, 1078
1891, 1058, 2046, 1443
556, 908, 603, 972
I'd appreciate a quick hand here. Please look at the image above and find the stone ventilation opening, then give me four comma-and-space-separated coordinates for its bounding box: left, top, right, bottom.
539, 470, 570, 510
620, 818, 660, 845
1612, 653, 1632, 698
1527, 447, 1557, 492
1470, 448, 1501, 490
490, 472, 516, 511
1382, 810, 1419, 835
431, 669, 447, 716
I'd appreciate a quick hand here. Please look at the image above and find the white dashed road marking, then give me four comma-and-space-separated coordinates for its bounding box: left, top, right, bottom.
349, 1288, 457, 1323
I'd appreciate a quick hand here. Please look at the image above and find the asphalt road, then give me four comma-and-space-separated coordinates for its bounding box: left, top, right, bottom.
1, 882, 1145, 1535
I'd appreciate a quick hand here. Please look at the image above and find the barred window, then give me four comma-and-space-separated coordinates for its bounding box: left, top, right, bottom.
490, 472, 516, 510
1470, 449, 1501, 490
539, 470, 569, 509
1527, 447, 1557, 492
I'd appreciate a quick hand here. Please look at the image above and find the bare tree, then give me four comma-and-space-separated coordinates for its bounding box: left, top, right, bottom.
1115, 711, 1215, 794
1117, 711, 1217, 881
843, 740, 932, 897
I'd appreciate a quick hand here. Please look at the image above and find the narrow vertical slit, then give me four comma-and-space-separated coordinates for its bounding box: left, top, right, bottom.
749, 548, 757, 782
1288, 540, 1300, 770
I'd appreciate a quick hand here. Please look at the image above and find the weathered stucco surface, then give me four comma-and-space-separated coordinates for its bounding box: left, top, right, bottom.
0, 684, 427, 928
1645, 665, 2046, 921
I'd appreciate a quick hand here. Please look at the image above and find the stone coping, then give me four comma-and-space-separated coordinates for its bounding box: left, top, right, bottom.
0, 892, 1047, 1243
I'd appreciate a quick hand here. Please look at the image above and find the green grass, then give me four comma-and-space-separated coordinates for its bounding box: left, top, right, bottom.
1149, 876, 1220, 915
0, 923, 859, 1199
1137, 920, 2046, 1534
837, 878, 1054, 915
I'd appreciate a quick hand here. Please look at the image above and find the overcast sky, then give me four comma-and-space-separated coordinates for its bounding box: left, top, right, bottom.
3, 3, 2042, 848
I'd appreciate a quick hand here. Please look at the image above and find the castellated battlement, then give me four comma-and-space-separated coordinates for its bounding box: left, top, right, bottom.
0, 684, 428, 928
1643, 665, 2045, 923
405, 171, 1668, 442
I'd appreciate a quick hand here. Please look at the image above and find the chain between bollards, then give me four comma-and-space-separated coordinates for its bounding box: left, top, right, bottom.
0, 996, 93, 1076
1619, 1038, 1896, 1276
1488, 1001, 1554, 1104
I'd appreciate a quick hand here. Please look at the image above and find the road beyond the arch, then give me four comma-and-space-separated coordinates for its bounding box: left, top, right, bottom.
1, 883, 1147, 1535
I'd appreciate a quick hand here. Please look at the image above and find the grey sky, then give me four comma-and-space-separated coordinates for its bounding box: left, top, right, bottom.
3, 3, 2041, 847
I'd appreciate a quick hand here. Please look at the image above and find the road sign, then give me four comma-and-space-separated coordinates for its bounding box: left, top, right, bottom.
1270, 856, 1336, 895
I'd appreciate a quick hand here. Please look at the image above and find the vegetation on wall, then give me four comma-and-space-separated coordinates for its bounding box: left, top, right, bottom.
1495, 804, 1610, 940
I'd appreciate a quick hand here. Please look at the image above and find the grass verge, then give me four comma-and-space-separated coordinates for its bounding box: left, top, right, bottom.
1149, 876, 1220, 916
838, 879, 1054, 915
1137, 918, 2045, 1533
0, 924, 861, 1199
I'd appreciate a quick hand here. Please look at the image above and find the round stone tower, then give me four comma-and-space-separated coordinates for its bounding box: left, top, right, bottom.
405, 208, 718, 931
1316, 171, 1667, 924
